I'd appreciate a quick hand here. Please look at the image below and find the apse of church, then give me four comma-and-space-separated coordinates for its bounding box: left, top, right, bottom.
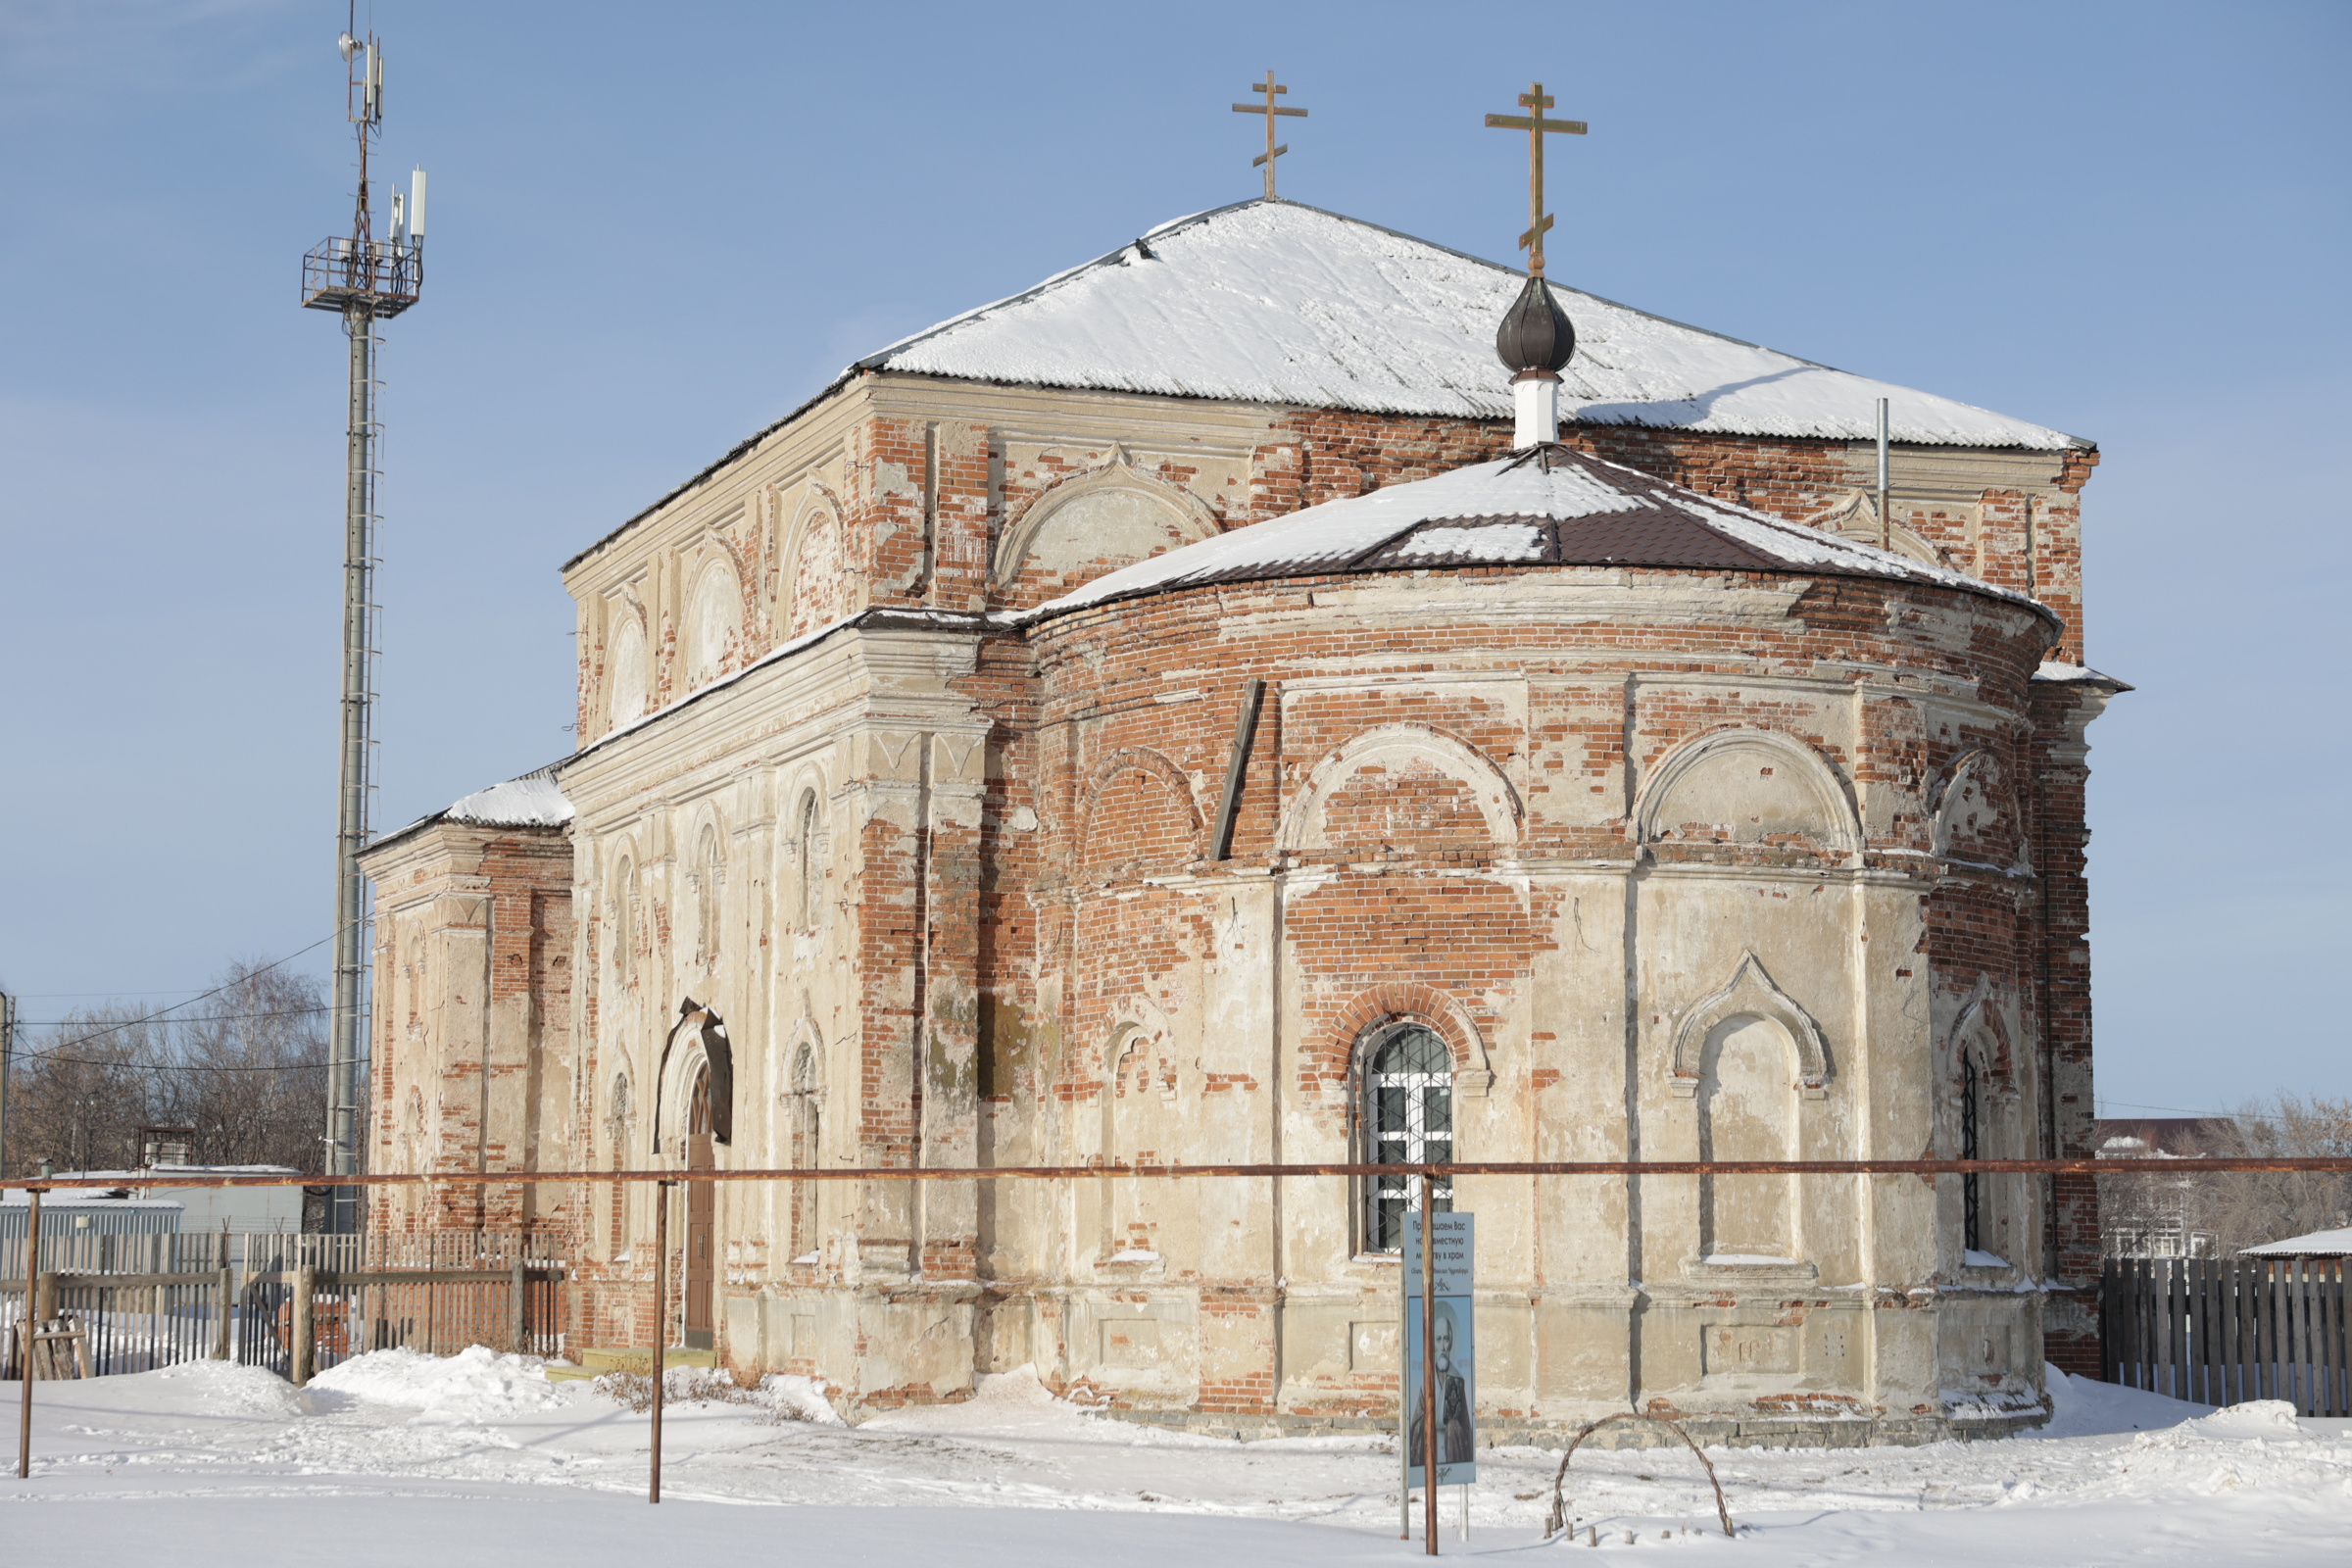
360, 193, 2120, 1446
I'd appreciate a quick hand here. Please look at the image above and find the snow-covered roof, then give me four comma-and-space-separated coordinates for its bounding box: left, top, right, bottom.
368, 763, 574, 857
443, 767, 573, 828
861, 199, 2087, 451
2241, 1226, 2352, 1257
1022, 443, 2056, 623
42, 1166, 300, 1180
2, 1189, 183, 1208
2034, 660, 2133, 690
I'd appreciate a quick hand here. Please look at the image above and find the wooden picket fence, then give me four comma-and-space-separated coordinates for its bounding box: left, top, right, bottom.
2101, 1255, 2349, 1415
2, 1230, 565, 1380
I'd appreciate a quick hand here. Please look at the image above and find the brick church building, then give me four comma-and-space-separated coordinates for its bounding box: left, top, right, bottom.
361, 197, 2124, 1445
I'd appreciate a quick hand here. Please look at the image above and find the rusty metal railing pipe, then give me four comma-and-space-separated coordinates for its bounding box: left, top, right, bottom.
10, 1156, 2351, 1191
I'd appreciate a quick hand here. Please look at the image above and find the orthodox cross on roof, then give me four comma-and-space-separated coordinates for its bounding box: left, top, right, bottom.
1484, 82, 1587, 274
1233, 71, 1308, 200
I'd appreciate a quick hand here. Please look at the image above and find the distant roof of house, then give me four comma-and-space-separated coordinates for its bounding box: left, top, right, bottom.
1022, 442, 2058, 624
43, 1166, 302, 1180
1, 1189, 183, 1208
2094, 1117, 2238, 1157
862, 200, 2088, 450
2241, 1226, 2352, 1257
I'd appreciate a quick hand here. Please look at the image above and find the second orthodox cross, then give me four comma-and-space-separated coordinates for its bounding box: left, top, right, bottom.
1234, 72, 1308, 200
1485, 82, 1587, 274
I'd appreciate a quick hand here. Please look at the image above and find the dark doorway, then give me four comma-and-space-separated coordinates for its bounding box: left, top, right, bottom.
685, 1063, 715, 1350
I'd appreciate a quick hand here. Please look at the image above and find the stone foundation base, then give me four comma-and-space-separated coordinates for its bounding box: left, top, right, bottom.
1095, 1403, 2050, 1449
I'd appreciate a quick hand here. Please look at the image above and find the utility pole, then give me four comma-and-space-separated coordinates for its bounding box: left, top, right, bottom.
300, 16, 424, 1232
0, 989, 14, 1179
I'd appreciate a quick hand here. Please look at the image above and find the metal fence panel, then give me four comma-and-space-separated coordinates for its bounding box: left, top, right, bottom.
3, 1231, 564, 1381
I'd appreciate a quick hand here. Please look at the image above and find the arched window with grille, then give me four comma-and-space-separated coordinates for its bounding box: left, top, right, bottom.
1960, 1054, 1983, 1253
1359, 1022, 1454, 1253
606, 1070, 636, 1249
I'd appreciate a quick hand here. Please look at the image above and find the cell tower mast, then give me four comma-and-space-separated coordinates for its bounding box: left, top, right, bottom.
300, 19, 424, 1231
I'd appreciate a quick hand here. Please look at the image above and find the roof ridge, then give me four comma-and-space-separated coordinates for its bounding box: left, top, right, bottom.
563, 200, 2088, 575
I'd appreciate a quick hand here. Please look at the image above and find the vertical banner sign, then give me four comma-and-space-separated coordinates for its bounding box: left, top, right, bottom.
1401, 1210, 1476, 1486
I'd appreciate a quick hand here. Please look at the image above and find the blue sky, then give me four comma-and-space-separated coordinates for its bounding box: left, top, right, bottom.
2, 1, 2344, 1116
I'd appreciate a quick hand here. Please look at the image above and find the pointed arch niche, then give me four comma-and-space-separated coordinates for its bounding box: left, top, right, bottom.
1668, 956, 1832, 1270
1811, 489, 1948, 568
1948, 994, 2022, 1264
777, 1022, 826, 1264
1097, 1015, 1183, 1267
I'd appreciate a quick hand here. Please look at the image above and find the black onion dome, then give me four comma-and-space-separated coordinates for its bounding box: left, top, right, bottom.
1495, 273, 1575, 375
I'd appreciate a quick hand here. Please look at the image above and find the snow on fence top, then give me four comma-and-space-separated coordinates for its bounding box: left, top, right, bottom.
860, 199, 2087, 451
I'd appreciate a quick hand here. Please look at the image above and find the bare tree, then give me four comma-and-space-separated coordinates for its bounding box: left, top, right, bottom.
2100, 1094, 2352, 1257
2201, 1094, 2352, 1253
2, 961, 331, 1179
172, 960, 333, 1170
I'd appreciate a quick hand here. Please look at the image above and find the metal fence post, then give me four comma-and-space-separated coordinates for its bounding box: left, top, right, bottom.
17, 1186, 39, 1479
651, 1178, 671, 1505
510, 1255, 527, 1354
215, 1250, 235, 1362
291, 1262, 316, 1386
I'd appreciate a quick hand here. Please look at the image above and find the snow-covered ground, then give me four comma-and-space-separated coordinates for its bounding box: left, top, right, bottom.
4, 1351, 2346, 1565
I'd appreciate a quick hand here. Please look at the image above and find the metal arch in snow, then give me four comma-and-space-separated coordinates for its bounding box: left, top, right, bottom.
1542, 1410, 1735, 1542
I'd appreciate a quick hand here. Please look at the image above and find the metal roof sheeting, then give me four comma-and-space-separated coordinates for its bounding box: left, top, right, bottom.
863, 200, 2088, 451
2242, 1226, 2352, 1258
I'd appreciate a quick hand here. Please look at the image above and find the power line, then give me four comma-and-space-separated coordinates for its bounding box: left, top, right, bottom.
7, 933, 337, 1066
11, 1005, 328, 1029
14, 1054, 331, 1075
9, 991, 221, 1000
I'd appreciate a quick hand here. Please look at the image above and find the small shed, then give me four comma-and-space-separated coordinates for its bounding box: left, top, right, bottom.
42, 1164, 307, 1235
0, 1189, 184, 1240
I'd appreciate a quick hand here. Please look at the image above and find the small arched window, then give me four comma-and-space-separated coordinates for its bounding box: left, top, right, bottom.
400, 1089, 427, 1224
796, 789, 825, 930
786, 1043, 822, 1260
606, 1070, 636, 1245
695, 824, 723, 967
607, 1071, 635, 1152
611, 858, 636, 985
1360, 1023, 1453, 1253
